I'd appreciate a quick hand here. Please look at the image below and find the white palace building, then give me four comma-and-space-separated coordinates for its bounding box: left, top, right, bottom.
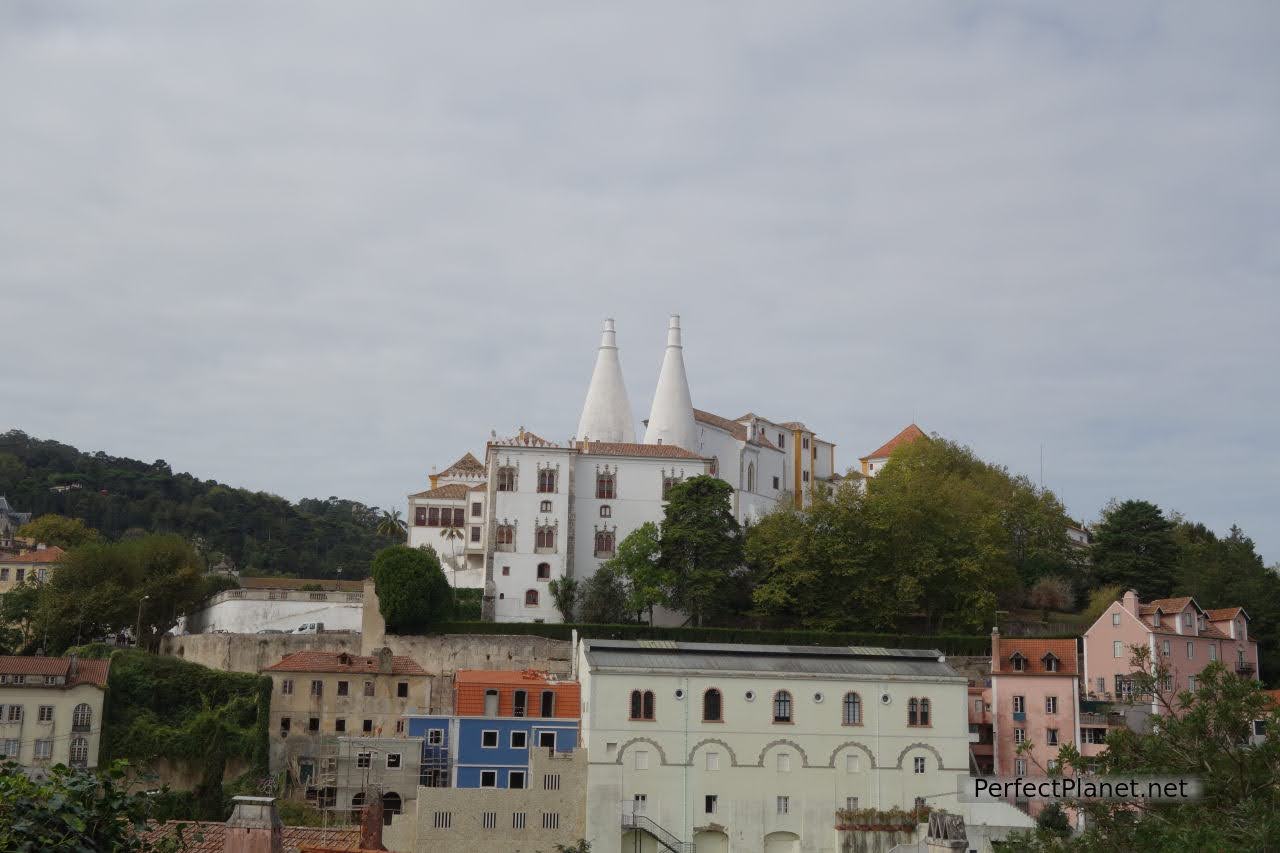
408, 315, 838, 624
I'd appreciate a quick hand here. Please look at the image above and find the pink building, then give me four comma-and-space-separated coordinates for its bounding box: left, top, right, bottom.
1082, 590, 1260, 713
989, 630, 1080, 801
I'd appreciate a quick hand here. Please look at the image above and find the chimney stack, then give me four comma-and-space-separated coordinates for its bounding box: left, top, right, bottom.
377, 647, 394, 674
990, 626, 1000, 673
223, 796, 283, 853
1122, 589, 1139, 615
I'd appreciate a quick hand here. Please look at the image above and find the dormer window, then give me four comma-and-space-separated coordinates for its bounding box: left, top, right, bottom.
1183, 612, 1193, 629
1042, 653, 1060, 673
1152, 611, 1161, 627
1010, 653, 1027, 672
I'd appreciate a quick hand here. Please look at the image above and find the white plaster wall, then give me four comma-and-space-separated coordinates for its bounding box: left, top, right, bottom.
183, 598, 363, 634
489, 447, 574, 623
579, 651, 970, 853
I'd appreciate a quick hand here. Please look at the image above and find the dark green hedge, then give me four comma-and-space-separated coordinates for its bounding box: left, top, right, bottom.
429, 621, 999, 656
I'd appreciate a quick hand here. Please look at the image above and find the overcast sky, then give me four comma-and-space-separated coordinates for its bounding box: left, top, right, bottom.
2, 2, 1277, 562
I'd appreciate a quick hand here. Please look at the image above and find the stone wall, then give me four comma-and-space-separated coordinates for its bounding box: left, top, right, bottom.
160, 632, 363, 674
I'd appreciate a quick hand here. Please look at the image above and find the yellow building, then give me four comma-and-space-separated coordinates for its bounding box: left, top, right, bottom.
0, 546, 64, 595
0, 655, 110, 771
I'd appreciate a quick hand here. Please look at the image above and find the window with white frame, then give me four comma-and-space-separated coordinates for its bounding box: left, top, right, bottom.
1045, 696, 1058, 714
427, 729, 443, 746
387, 753, 401, 769
777, 753, 791, 772
34, 740, 52, 761
1113, 641, 1124, 658
776, 796, 790, 815
846, 754, 861, 773
481, 730, 499, 748
706, 751, 720, 771
1015, 758, 1027, 775
1112, 612, 1121, 626
38, 705, 53, 723
635, 749, 649, 770
1014, 728, 1025, 744
913, 756, 926, 774
846, 796, 859, 810
357, 753, 371, 769
1046, 729, 1059, 746
1013, 695, 1025, 714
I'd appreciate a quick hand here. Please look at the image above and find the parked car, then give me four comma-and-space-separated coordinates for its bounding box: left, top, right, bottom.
292, 622, 324, 634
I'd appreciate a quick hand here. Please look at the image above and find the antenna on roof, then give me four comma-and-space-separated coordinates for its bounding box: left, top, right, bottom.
1040, 443, 1044, 490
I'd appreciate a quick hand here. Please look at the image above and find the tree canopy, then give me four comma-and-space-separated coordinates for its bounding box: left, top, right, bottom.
371, 545, 452, 634
0, 430, 400, 579
15, 513, 101, 548
1089, 499, 1179, 598
656, 476, 743, 626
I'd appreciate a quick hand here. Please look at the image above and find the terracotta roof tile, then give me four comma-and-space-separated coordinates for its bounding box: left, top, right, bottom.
456, 668, 564, 686
264, 651, 426, 676
439, 452, 485, 476
574, 441, 704, 460
860, 424, 928, 462
409, 483, 471, 500
1206, 607, 1247, 621
692, 409, 779, 450
143, 822, 361, 853
992, 639, 1078, 675
469, 483, 487, 491
0, 546, 66, 565
0, 655, 109, 688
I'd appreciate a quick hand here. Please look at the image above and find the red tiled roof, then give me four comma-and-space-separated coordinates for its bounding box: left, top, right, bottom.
860, 424, 928, 462
439, 452, 485, 476
409, 483, 471, 500
693, 409, 780, 450
992, 639, 1078, 675
1140, 596, 1196, 615
264, 651, 426, 676
1206, 607, 1247, 622
142, 822, 361, 853
574, 441, 704, 460
469, 483, 487, 491
240, 577, 364, 593
456, 668, 565, 687
0, 655, 110, 688
0, 546, 66, 564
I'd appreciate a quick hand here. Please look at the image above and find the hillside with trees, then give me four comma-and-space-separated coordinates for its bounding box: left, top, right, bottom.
0, 430, 399, 579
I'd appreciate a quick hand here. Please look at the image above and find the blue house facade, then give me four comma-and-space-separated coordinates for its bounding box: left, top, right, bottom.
406, 713, 578, 789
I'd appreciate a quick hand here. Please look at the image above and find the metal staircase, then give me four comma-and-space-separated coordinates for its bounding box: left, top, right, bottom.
621, 812, 695, 853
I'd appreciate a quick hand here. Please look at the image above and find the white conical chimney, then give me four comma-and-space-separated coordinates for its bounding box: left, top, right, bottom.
644, 315, 698, 452
576, 318, 636, 444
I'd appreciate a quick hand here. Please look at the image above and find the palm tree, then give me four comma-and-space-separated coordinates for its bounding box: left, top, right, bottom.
376, 509, 407, 540
439, 524, 466, 596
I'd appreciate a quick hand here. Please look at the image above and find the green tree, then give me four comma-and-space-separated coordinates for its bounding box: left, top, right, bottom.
371, 545, 452, 634
657, 476, 743, 626
15, 513, 101, 548
1081, 584, 1124, 627
33, 535, 209, 653
1034, 801, 1072, 839
548, 577, 579, 622
601, 522, 666, 623
1089, 500, 1178, 598
376, 508, 407, 540
0, 760, 193, 852
576, 565, 631, 624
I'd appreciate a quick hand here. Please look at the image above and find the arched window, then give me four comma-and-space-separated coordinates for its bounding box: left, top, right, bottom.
599, 505, 612, 518
661, 475, 681, 499
382, 791, 402, 826
772, 690, 793, 723
842, 692, 862, 726
746, 462, 755, 492
594, 530, 615, 558
536, 562, 551, 580
497, 466, 516, 491
69, 736, 89, 768
72, 703, 92, 732
537, 468, 557, 493
513, 690, 527, 717
703, 689, 723, 722
630, 690, 655, 720
709, 457, 719, 476
535, 524, 556, 552
495, 524, 515, 551
525, 589, 539, 607
596, 471, 615, 499
919, 698, 930, 726
907, 698, 919, 726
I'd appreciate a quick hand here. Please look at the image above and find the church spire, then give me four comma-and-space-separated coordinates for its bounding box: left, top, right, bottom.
577, 318, 636, 444
644, 314, 699, 452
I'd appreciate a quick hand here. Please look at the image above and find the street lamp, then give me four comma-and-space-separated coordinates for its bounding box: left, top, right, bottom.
136, 594, 150, 650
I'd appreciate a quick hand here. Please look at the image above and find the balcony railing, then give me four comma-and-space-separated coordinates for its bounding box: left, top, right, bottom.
1236, 662, 1256, 676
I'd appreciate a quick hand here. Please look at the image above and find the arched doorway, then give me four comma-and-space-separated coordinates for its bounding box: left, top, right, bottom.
381, 791, 401, 826
693, 829, 729, 853
620, 830, 662, 852
764, 830, 800, 853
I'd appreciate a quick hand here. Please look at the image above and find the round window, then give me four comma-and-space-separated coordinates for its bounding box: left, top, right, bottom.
813, 692, 824, 703
674, 688, 685, 700
745, 690, 756, 702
